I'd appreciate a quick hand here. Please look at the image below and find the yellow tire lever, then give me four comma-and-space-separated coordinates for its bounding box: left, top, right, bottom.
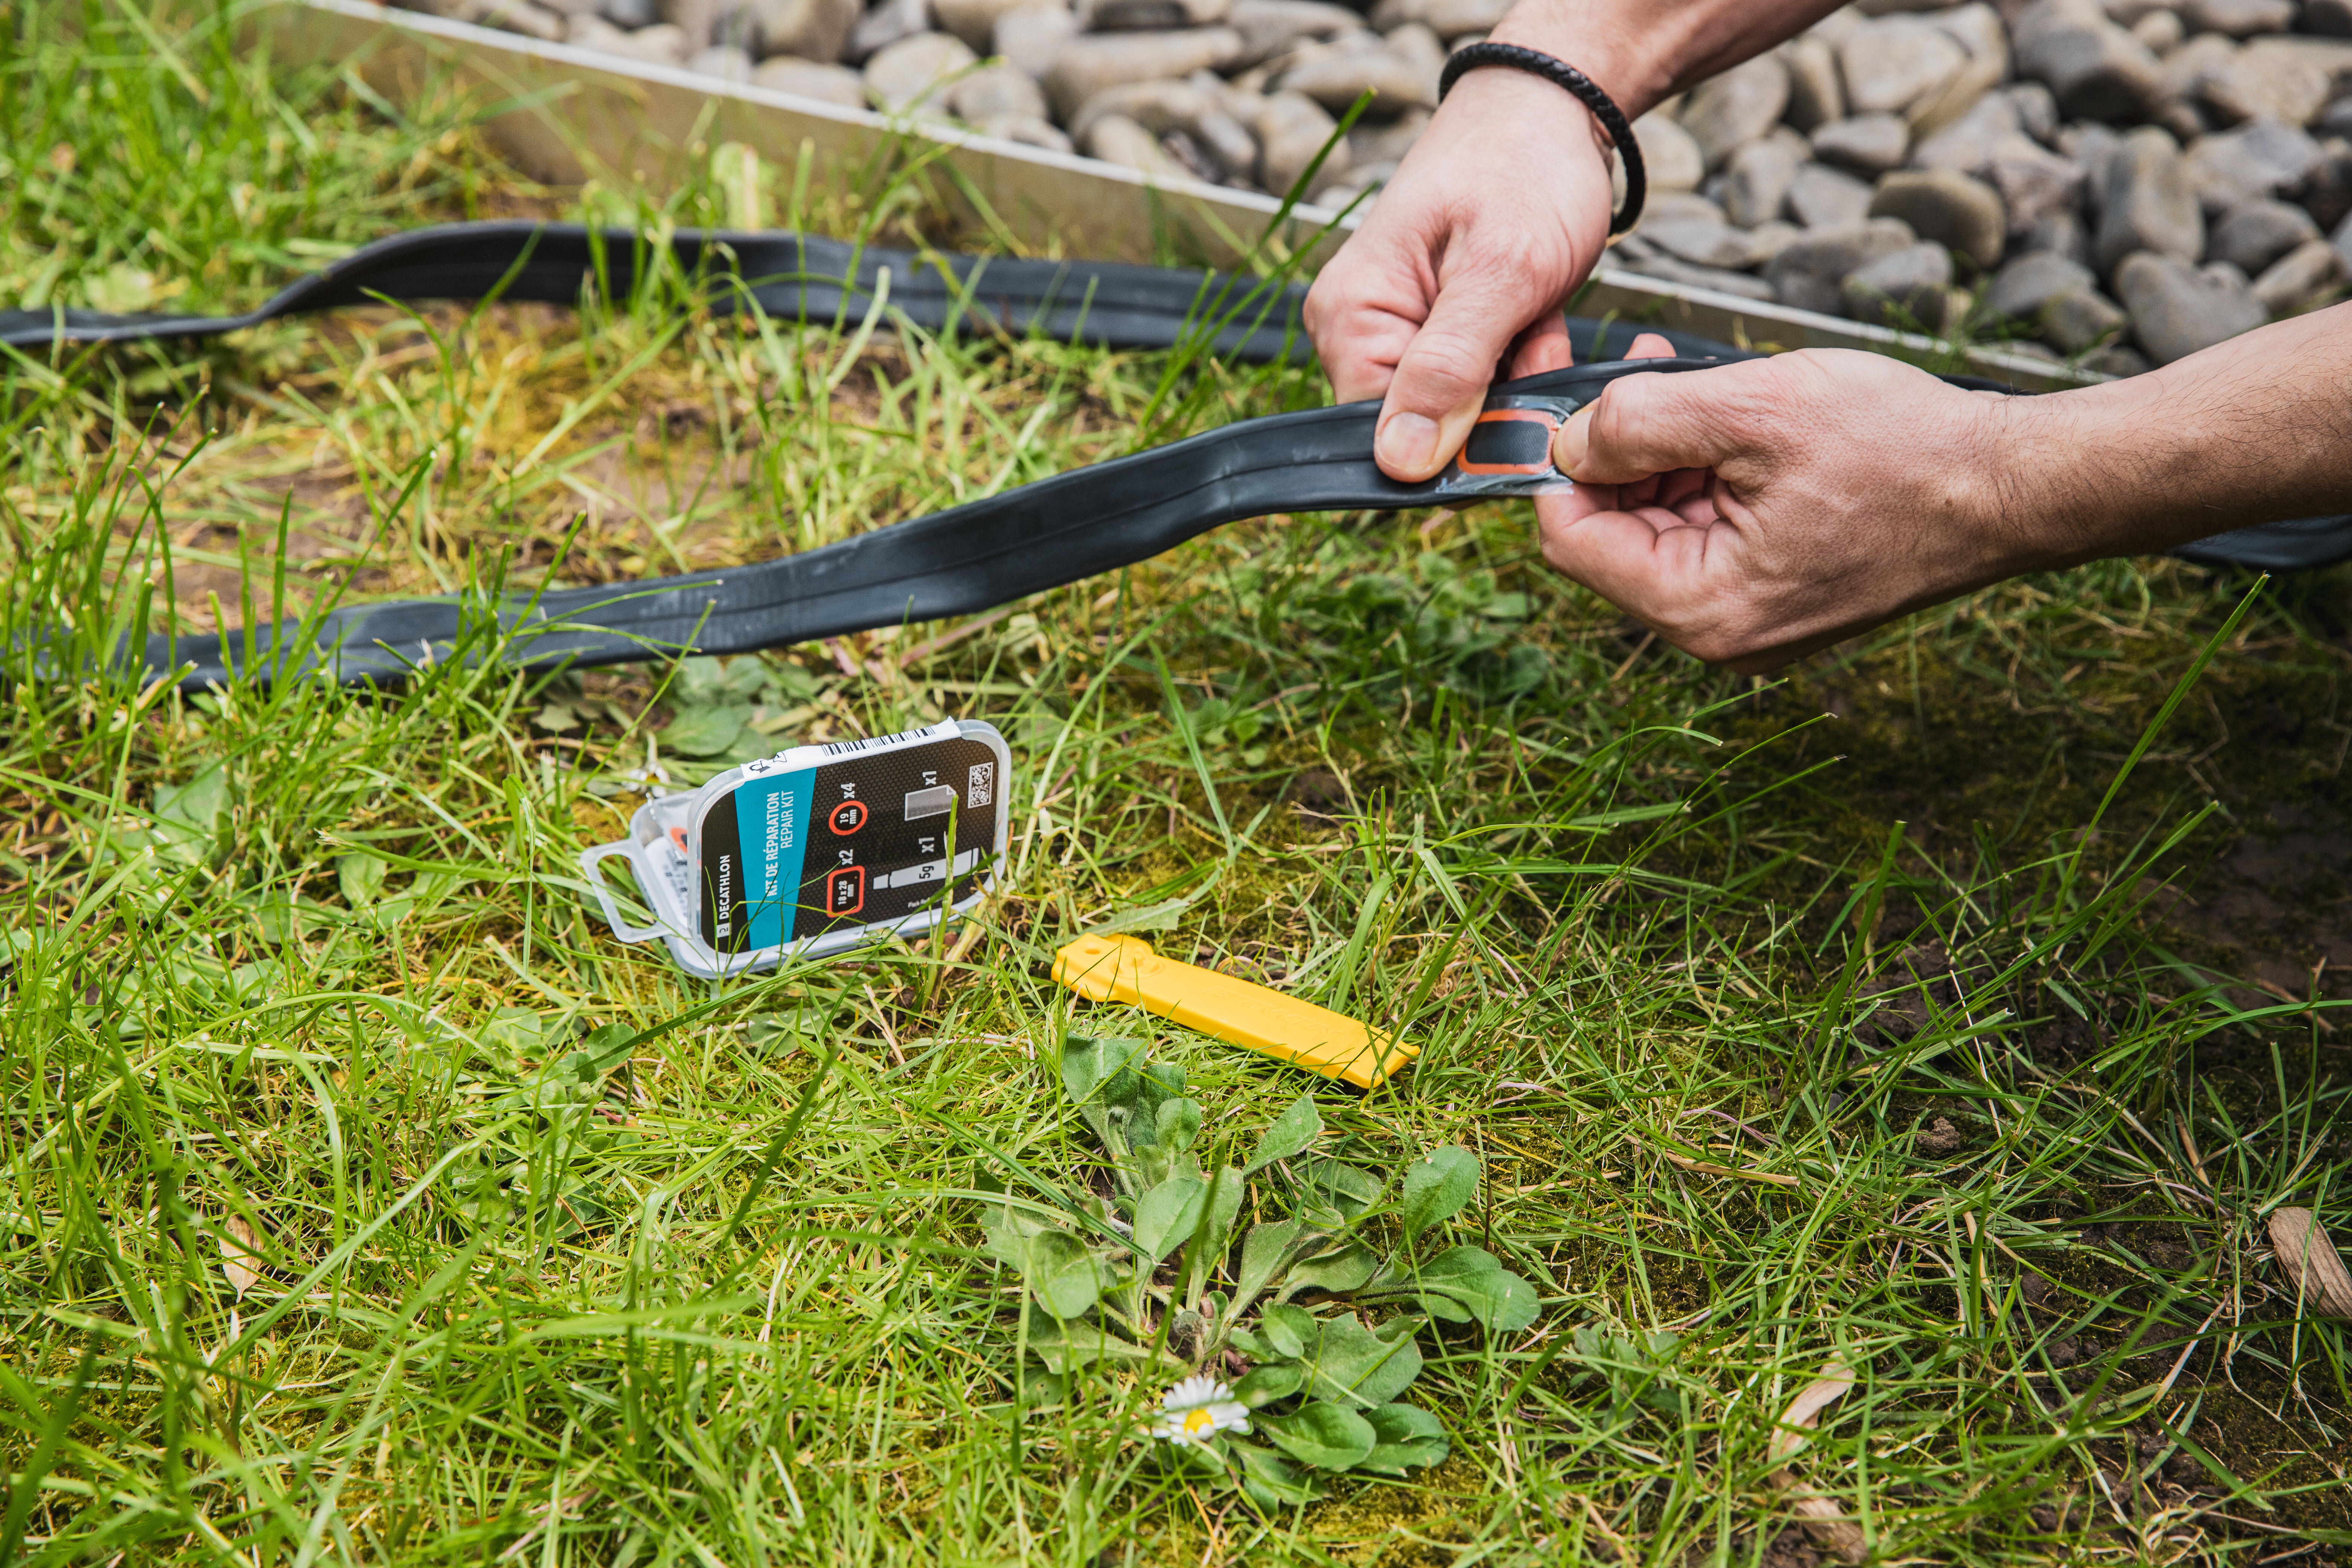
1052, 933, 1417, 1090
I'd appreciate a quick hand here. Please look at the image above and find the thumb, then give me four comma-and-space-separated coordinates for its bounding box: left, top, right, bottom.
1554, 368, 1753, 486
1373, 277, 1532, 482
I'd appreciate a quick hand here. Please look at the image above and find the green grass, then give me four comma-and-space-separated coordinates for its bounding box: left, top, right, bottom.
8, 1, 2352, 1562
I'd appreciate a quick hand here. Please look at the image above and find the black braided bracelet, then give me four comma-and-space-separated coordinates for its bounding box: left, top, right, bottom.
1437, 42, 1648, 235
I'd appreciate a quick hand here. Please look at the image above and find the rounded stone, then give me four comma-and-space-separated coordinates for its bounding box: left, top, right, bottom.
1764, 216, 1920, 314
751, 54, 867, 104
993, 4, 1078, 78
1632, 112, 1705, 194
1984, 134, 2086, 237
2014, 7, 2167, 123
2209, 196, 2321, 273
1812, 113, 1911, 175
742, 0, 856, 60
1986, 249, 2096, 318
2038, 282, 2128, 349
1841, 17, 1968, 116
2128, 8, 2182, 51
2113, 248, 2265, 360
1226, 0, 1360, 66
1910, 94, 2020, 175
2183, 118, 2323, 212
845, 0, 931, 62
1679, 55, 1790, 172
1841, 240, 1957, 328
1078, 0, 1230, 30
1276, 35, 1438, 118
1723, 129, 1808, 227
2251, 237, 2344, 312
950, 61, 1048, 119
1868, 167, 2008, 269
978, 112, 1075, 150
1788, 161, 1877, 228
1245, 90, 1343, 194
862, 31, 976, 112
2183, 0, 2292, 36
1782, 37, 1847, 131
2094, 126, 2202, 274
1043, 27, 1242, 118
931, 0, 1038, 49
1084, 112, 1190, 177
690, 41, 755, 76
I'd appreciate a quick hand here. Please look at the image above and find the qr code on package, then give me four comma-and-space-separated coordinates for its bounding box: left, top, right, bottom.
966, 762, 994, 808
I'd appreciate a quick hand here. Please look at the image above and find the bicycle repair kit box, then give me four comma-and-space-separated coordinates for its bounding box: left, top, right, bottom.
584, 719, 1010, 977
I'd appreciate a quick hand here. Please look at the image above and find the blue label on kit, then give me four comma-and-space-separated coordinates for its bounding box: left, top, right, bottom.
732, 768, 815, 950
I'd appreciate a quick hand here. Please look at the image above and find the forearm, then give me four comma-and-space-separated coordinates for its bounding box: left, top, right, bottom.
1482, 0, 1846, 119
2002, 303, 2352, 565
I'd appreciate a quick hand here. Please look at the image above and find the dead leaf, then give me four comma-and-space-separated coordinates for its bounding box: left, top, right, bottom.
1767, 1363, 1869, 1564
2268, 1208, 2352, 1317
1660, 1150, 1801, 1188
220, 1215, 265, 1298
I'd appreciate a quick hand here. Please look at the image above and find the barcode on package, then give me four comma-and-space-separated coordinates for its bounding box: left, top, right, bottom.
822, 725, 940, 756
966, 762, 994, 807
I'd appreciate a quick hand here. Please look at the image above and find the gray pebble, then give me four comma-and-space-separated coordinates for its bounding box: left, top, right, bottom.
1869, 167, 2008, 269
2004, 80, 2060, 144
2013, 4, 2167, 123
751, 54, 868, 103
978, 112, 1075, 149
602, 0, 657, 27
2182, 0, 2292, 37
1840, 17, 1968, 116
1841, 240, 1958, 329
1043, 28, 1242, 118
1365, 0, 1508, 35
1255, 89, 1348, 195
1633, 112, 1706, 193
1911, 93, 2019, 175
994, 4, 1078, 78
2250, 236, 2344, 311
2183, 118, 2323, 213
1277, 34, 1436, 118
1782, 36, 1847, 131
1765, 216, 1920, 313
2094, 126, 2202, 275
2039, 283, 2128, 349
1986, 249, 2095, 318
2128, 8, 2181, 52
1079, 0, 1230, 31
1680, 56, 1790, 172
1225, 0, 1359, 66
743, 0, 856, 58
1084, 112, 1190, 176
2208, 197, 2319, 273
1723, 130, 1808, 227
2022, 207, 2096, 265
2310, 0, 2352, 34
930, 0, 1037, 49
1985, 133, 2085, 237
862, 30, 975, 112
2113, 248, 2265, 360
1788, 161, 1877, 227
845, 0, 929, 62
2196, 39, 2331, 127
951, 61, 1049, 119
1644, 191, 1730, 225
1643, 217, 1766, 270
1811, 113, 1911, 176
2085, 342, 2153, 374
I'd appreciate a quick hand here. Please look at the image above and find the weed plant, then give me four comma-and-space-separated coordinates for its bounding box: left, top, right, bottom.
5, 0, 2352, 1563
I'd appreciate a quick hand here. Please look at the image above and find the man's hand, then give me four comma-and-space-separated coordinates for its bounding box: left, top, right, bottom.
1536, 350, 2044, 674
1303, 71, 1616, 481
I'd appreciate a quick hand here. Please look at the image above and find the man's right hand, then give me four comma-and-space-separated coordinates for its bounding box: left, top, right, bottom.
1302, 69, 1617, 482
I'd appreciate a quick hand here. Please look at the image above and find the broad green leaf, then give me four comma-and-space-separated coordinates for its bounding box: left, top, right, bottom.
337, 851, 386, 906
1358, 1402, 1449, 1475
1060, 1035, 1148, 1110
1300, 1156, 1380, 1221
156, 766, 228, 831
1245, 1095, 1323, 1172
1014, 1228, 1102, 1318
1228, 1326, 1273, 1359
1258, 1402, 1377, 1470
1233, 1363, 1304, 1407
1283, 1243, 1380, 1297
1414, 1245, 1540, 1332
1190, 1166, 1245, 1269
1133, 1175, 1207, 1262
1401, 1145, 1479, 1241
1235, 1220, 1308, 1304
1231, 1440, 1320, 1508
1262, 1302, 1315, 1360
662, 704, 753, 758
1153, 1097, 1204, 1153
1021, 1314, 1167, 1374
1299, 1312, 1423, 1408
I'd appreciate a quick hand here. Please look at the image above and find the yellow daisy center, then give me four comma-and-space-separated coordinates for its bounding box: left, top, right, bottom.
1181, 1408, 1217, 1435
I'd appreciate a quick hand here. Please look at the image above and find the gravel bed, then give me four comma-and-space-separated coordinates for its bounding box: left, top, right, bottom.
401, 0, 2352, 370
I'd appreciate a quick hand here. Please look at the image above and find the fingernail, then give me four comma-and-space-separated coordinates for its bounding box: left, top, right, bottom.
1377, 412, 1440, 477
1555, 408, 1592, 479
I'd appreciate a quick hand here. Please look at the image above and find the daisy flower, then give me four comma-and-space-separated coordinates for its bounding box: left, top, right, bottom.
1148, 1375, 1251, 1445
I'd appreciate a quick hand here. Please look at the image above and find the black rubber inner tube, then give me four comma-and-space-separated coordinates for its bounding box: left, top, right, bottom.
5, 222, 2342, 692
